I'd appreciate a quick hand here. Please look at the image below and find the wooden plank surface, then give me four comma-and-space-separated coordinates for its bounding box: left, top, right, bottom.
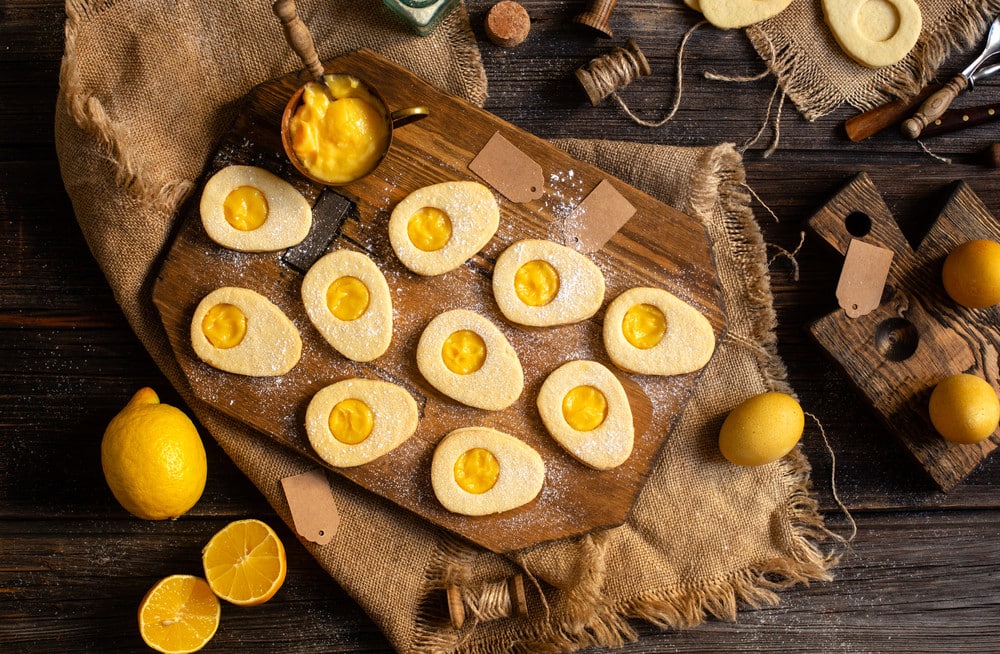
3, 1, 1000, 652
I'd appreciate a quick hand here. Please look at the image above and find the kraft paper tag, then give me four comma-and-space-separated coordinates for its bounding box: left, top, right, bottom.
280, 469, 339, 545
836, 239, 894, 318
563, 179, 636, 253
468, 132, 545, 203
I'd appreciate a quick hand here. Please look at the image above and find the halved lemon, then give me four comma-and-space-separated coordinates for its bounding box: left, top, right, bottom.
138, 574, 220, 654
202, 518, 287, 606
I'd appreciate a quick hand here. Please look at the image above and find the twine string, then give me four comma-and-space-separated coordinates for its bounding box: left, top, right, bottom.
768, 230, 806, 281
461, 578, 514, 623
805, 411, 858, 545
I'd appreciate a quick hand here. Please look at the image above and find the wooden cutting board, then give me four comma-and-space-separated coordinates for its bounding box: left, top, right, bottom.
808, 173, 1000, 491
153, 50, 727, 552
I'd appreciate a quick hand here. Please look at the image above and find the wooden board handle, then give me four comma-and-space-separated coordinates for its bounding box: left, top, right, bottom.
843, 83, 942, 142
273, 0, 325, 80
901, 76, 968, 139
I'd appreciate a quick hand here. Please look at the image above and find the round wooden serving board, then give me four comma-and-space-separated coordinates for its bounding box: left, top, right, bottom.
152, 50, 727, 552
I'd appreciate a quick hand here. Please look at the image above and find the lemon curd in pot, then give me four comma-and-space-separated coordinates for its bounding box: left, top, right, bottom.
289, 74, 390, 185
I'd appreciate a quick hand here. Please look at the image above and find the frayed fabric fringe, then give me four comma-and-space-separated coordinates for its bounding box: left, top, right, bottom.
750, 1, 1000, 120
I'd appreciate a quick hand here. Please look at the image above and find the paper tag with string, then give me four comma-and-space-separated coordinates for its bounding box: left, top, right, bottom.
836, 239, 893, 318
280, 469, 339, 545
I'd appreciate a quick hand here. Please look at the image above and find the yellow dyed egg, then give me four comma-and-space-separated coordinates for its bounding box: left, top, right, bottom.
416, 309, 523, 411
301, 250, 393, 362
200, 165, 312, 252
430, 427, 545, 516
942, 239, 1000, 309
718, 391, 804, 466
388, 181, 499, 276
190, 287, 301, 377
536, 360, 634, 470
305, 379, 419, 467
492, 239, 606, 327
928, 373, 999, 444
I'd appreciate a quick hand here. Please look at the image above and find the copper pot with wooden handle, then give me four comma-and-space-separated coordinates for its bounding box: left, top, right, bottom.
272, 0, 429, 186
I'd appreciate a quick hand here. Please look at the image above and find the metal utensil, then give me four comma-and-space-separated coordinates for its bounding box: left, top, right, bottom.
902, 16, 1000, 138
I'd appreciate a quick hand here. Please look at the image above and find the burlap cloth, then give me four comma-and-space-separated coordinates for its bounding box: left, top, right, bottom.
53, 2, 855, 652
750, 0, 1000, 119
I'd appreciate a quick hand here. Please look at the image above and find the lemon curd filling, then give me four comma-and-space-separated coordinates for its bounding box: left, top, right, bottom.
453, 447, 500, 494
514, 259, 560, 307
562, 385, 609, 431
326, 276, 370, 321
442, 330, 487, 375
407, 206, 453, 252
289, 74, 389, 184
622, 303, 667, 349
201, 303, 247, 349
328, 398, 375, 445
222, 185, 269, 231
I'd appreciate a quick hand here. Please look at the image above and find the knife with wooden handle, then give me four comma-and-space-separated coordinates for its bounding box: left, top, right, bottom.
902, 16, 1000, 138
918, 102, 1000, 138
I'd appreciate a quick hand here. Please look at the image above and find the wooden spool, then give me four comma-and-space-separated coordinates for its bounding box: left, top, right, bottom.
446, 574, 528, 629
574, 0, 619, 38
575, 38, 651, 106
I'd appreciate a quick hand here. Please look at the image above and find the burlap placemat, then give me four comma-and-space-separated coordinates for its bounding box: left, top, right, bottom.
748, 0, 1000, 119
55, 1, 835, 651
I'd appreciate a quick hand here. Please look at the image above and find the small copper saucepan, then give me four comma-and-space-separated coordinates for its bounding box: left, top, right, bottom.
273, 0, 429, 186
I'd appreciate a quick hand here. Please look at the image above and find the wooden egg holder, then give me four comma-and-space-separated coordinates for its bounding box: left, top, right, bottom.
808, 173, 1000, 491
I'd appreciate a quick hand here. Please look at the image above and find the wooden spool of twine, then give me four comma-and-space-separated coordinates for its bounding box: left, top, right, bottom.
575, 39, 651, 106
446, 574, 528, 629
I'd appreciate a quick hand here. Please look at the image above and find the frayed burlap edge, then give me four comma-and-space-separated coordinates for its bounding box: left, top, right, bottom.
409, 142, 837, 654
57, 0, 487, 216
750, 1, 1000, 120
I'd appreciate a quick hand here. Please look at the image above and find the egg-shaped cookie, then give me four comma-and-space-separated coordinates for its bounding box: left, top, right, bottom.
388, 181, 499, 276
301, 250, 393, 362
537, 360, 634, 470
190, 286, 301, 376
431, 427, 545, 516
416, 309, 523, 411
492, 239, 605, 327
200, 165, 312, 252
603, 286, 715, 376
305, 379, 419, 468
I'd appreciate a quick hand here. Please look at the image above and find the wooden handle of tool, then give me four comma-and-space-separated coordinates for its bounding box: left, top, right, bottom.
920, 102, 1000, 138
273, 0, 325, 79
574, 0, 619, 37
843, 83, 942, 142
901, 75, 968, 139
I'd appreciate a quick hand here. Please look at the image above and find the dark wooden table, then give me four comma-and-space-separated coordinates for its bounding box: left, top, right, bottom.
3, 1, 999, 652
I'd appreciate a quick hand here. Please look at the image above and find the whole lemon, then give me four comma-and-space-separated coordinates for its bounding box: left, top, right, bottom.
928, 373, 1000, 445
101, 388, 207, 520
719, 391, 804, 466
941, 239, 1000, 309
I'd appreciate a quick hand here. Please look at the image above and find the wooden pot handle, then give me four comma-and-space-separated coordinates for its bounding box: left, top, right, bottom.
273, 0, 325, 80
901, 75, 968, 139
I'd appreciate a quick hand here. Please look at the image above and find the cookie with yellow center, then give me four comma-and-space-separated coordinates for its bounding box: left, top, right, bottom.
492, 239, 606, 327
388, 181, 500, 276
430, 427, 545, 516
301, 250, 393, 362
416, 309, 523, 411
305, 379, 419, 468
537, 360, 634, 470
200, 165, 312, 252
190, 286, 301, 376
602, 286, 715, 376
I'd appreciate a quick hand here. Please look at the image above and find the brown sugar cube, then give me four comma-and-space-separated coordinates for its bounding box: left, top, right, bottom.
485, 1, 531, 48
